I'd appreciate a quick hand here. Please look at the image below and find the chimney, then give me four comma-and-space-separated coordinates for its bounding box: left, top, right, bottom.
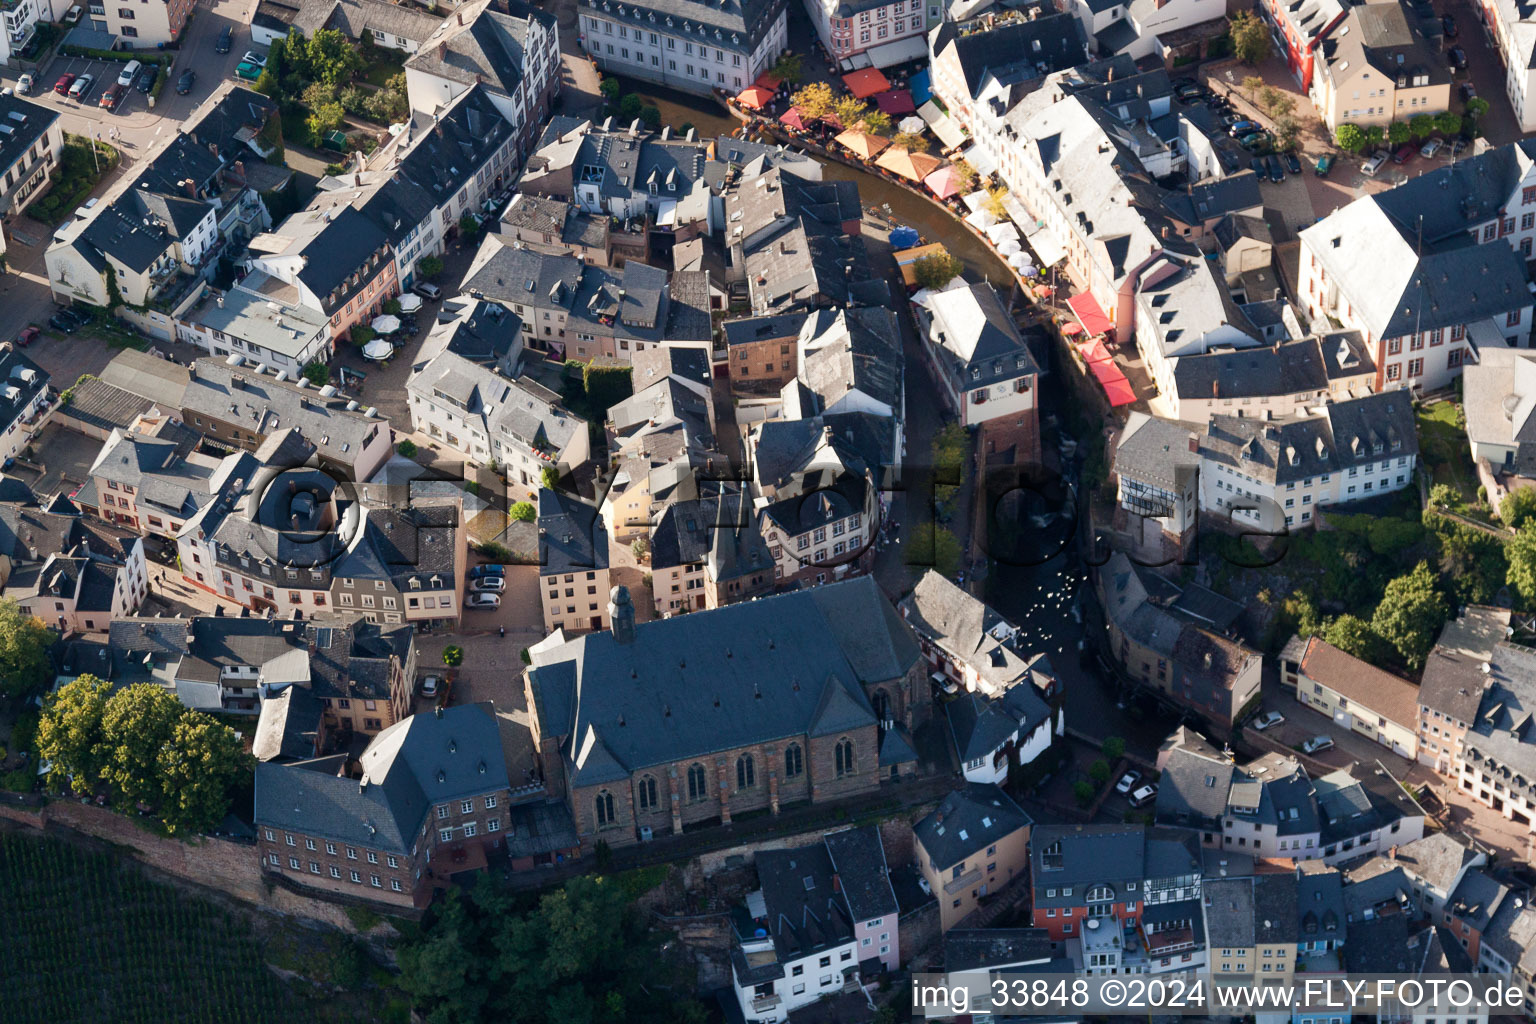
1211, 379, 1219, 399
1188, 432, 1198, 454
609, 585, 636, 644
438, 41, 448, 62
183, 178, 197, 199
233, 159, 245, 180
457, 10, 463, 23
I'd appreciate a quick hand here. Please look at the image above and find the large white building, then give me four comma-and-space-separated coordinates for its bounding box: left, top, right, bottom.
578, 0, 788, 97
803, 0, 932, 69
1299, 140, 1536, 394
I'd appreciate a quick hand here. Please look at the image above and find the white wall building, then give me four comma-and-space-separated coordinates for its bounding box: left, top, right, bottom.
578, 0, 788, 97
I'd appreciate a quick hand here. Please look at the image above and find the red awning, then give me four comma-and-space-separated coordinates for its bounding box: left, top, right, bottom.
780, 107, 810, 130
1077, 339, 1113, 364
737, 86, 773, 110
1061, 322, 1085, 336
1067, 291, 1113, 336
843, 68, 891, 98
1088, 358, 1136, 406
755, 71, 783, 90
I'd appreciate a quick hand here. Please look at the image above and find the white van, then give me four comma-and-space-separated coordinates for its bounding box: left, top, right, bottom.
1361, 150, 1389, 177
118, 60, 142, 87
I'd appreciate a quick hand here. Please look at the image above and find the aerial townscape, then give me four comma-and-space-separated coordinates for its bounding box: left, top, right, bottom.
6, 0, 1536, 1020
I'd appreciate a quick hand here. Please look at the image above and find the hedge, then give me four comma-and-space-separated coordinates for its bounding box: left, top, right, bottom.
59, 45, 172, 65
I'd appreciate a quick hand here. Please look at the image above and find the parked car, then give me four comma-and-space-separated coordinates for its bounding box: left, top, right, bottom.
1362, 150, 1389, 176
465, 592, 501, 609
16, 73, 32, 94
117, 60, 141, 87
1283, 152, 1303, 175
1315, 153, 1334, 176
233, 62, 261, 82
48, 313, 79, 334
1253, 710, 1285, 731
1249, 156, 1266, 175
242, 50, 266, 66
468, 563, 506, 579
15, 327, 39, 348
1421, 138, 1444, 158
216, 25, 232, 53
1302, 735, 1335, 754
99, 83, 126, 111
176, 69, 196, 94
1265, 154, 1285, 182
1221, 113, 1245, 128
1442, 13, 1457, 36
68, 74, 93, 100
1448, 47, 1468, 70
1115, 770, 1142, 794
53, 73, 76, 95
420, 676, 442, 698
412, 280, 442, 301
1228, 120, 1260, 137
1173, 81, 1203, 101
1392, 142, 1417, 165
1460, 81, 1477, 102
470, 576, 506, 593
137, 66, 158, 94
1239, 132, 1271, 151
1129, 783, 1158, 807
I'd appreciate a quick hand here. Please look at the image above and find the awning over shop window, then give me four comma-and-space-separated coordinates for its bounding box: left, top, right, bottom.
1067, 291, 1113, 337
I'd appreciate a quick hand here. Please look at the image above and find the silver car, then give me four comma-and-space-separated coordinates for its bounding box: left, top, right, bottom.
465, 592, 500, 609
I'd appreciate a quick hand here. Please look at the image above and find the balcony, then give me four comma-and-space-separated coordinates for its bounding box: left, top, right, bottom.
750, 994, 781, 1013
943, 866, 982, 896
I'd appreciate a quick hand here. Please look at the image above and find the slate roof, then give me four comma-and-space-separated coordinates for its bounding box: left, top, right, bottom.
1154, 732, 1236, 829
823, 825, 898, 922
1459, 641, 1536, 788
946, 682, 1052, 763
526, 576, 918, 782
944, 929, 1060, 972
1446, 867, 1508, 934
1420, 606, 1509, 724
1160, 171, 1262, 227
1031, 825, 1146, 910
900, 570, 1043, 694
1114, 411, 1199, 494
1479, 883, 1536, 974
925, 281, 1043, 393
537, 487, 609, 577
1342, 914, 1415, 971
1296, 865, 1346, 944
915, 783, 1033, 870
932, 13, 1087, 99
1394, 832, 1479, 894
256, 702, 508, 851
0, 97, 59, 216
253, 684, 324, 762
1172, 336, 1341, 405
405, 0, 556, 98
1203, 876, 1256, 948
1198, 391, 1417, 486
741, 843, 855, 970
797, 307, 904, 414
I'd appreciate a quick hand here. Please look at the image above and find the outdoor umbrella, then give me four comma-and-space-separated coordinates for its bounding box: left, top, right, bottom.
843, 68, 891, 98
875, 146, 943, 182
371, 314, 401, 334
780, 107, 810, 130
737, 85, 773, 110
397, 293, 423, 313
874, 89, 915, 116
834, 128, 889, 160
362, 338, 396, 361
1009, 252, 1032, 270
998, 238, 1022, 257
754, 71, 782, 91
890, 226, 920, 248
898, 115, 926, 134
924, 164, 963, 199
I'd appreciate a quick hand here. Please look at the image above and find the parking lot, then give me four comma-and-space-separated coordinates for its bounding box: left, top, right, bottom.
25, 56, 162, 121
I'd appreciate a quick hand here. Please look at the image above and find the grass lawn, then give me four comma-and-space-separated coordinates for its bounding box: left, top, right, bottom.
1417, 400, 1478, 501
362, 55, 405, 88
28, 136, 118, 226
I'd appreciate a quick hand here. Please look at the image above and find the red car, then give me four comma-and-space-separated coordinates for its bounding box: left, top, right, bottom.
15, 327, 39, 348
1392, 142, 1417, 165
53, 72, 76, 95
99, 83, 125, 110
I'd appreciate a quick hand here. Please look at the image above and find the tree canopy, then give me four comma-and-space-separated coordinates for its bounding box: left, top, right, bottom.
1501, 487, 1536, 529
1335, 124, 1366, 153
1231, 12, 1271, 63
398, 875, 707, 1024
912, 251, 964, 291
0, 599, 56, 698
1370, 561, 1449, 669
790, 82, 834, 120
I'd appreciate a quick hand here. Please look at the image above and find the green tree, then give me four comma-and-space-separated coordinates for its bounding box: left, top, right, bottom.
1364, 124, 1386, 150
307, 29, 364, 86
1335, 123, 1366, 153
1231, 11, 1271, 64
1257, 85, 1281, 112
458, 213, 480, 239
1387, 121, 1411, 145
1434, 111, 1463, 136
1429, 482, 1459, 508
1089, 759, 1110, 785
912, 251, 964, 291
1502, 487, 1536, 528
1466, 97, 1490, 122
639, 104, 661, 130
907, 522, 963, 577
1072, 780, 1096, 806
306, 101, 344, 146
397, 438, 418, 457
510, 501, 536, 522
833, 95, 873, 130
863, 110, 893, 135
617, 93, 643, 121
350, 324, 376, 346
1102, 736, 1126, 761
1270, 94, 1296, 119
791, 81, 835, 120
1241, 74, 1265, 100
1409, 114, 1435, 140
156, 714, 252, 836
417, 255, 444, 279
1324, 614, 1383, 663
302, 361, 330, 387
598, 77, 620, 102
443, 645, 464, 669
891, 130, 925, 152
540, 466, 560, 491
1506, 522, 1536, 606
1273, 114, 1300, 152
301, 79, 336, 110
630, 535, 650, 561
582, 362, 633, 413
0, 599, 55, 698
99, 684, 185, 811
1371, 561, 1449, 669
36, 674, 112, 793
770, 52, 803, 84
951, 160, 980, 192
